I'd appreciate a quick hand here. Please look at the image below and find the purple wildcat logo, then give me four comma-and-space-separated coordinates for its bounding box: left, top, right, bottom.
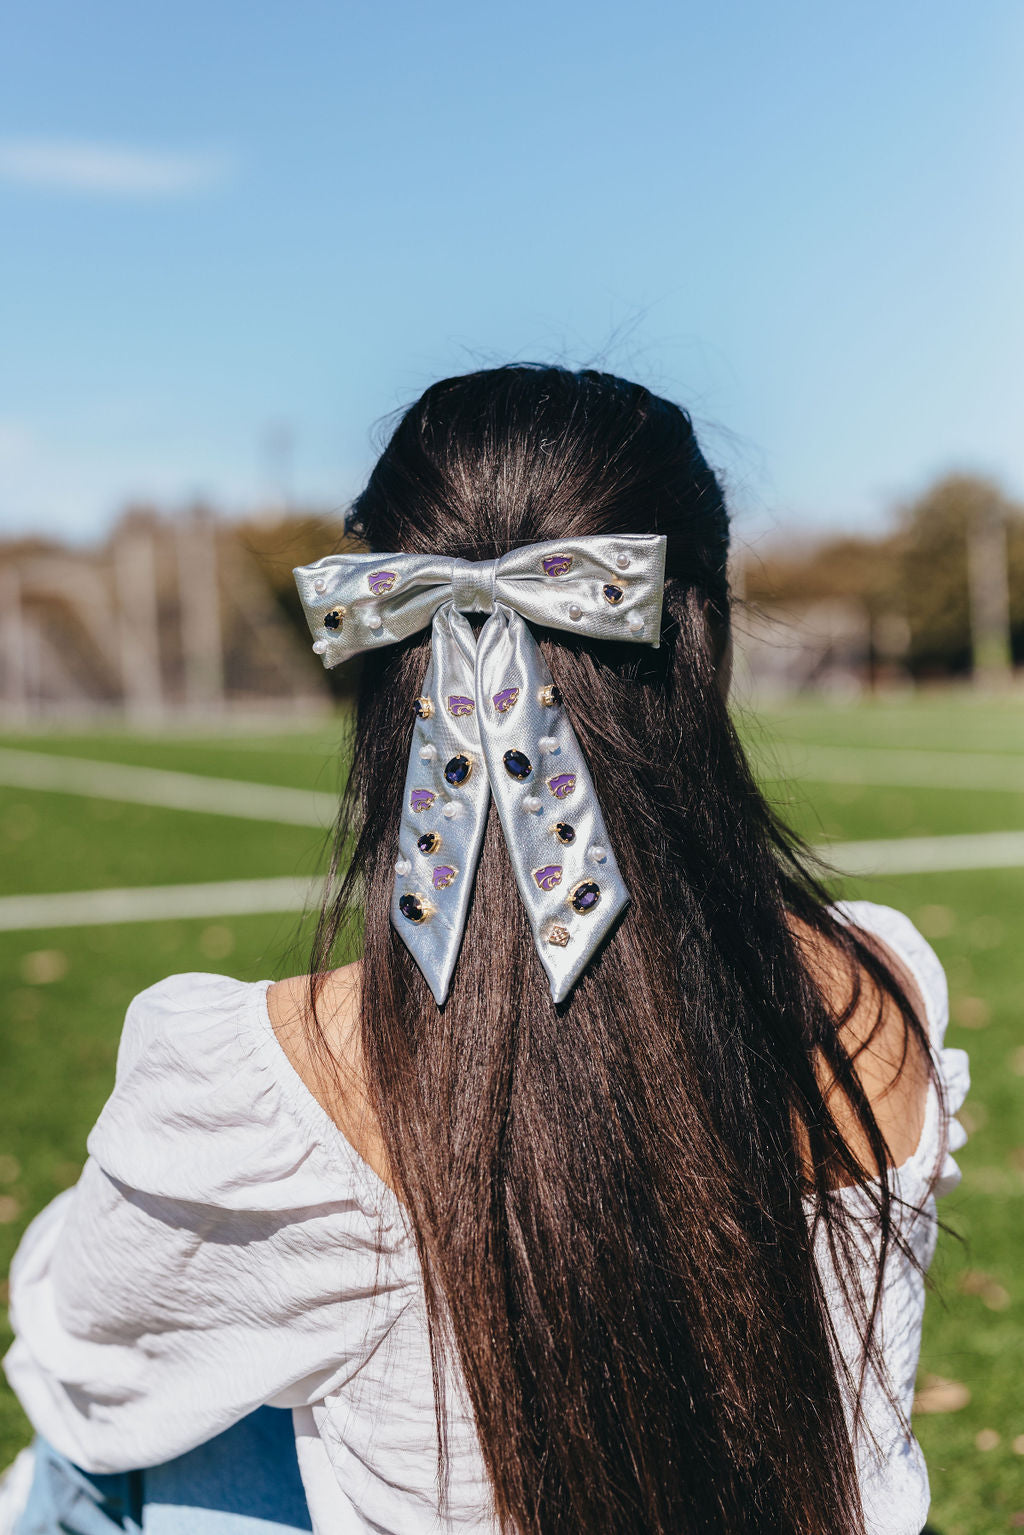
432, 865, 457, 890
410, 789, 436, 813
367, 570, 397, 596
447, 695, 475, 717
547, 773, 577, 800
533, 865, 563, 892
492, 687, 519, 713
541, 554, 573, 578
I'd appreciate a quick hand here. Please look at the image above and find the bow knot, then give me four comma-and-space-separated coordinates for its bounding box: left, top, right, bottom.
294, 535, 667, 1003
450, 556, 497, 614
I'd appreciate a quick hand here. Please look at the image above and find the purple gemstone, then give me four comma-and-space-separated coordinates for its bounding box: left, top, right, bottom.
547, 773, 577, 800
410, 789, 436, 813
447, 694, 475, 717
541, 554, 573, 578
492, 686, 520, 713
398, 892, 426, 923
432, 865, 457, 890
367, 570, 397, 595
533, 864, 563, 892
444, 754, 473, 785
503, 749, 532, 780
570, 880, 601, 915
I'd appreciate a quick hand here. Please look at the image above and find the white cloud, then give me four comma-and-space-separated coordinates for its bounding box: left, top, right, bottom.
0, 138, 232, 197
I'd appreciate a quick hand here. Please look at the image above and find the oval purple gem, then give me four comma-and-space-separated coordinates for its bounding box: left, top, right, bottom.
444, 754, 472, 786
569, 880, 601, 915
503, 749, 532, 780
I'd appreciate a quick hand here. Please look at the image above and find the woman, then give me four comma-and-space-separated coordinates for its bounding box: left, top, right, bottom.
4, 366, 967, 1535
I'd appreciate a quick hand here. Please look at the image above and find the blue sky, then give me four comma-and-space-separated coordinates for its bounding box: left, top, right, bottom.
1, 0, 1021, 546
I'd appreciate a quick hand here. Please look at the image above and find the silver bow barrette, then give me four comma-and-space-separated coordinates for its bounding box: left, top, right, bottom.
294, 535, 667, 1004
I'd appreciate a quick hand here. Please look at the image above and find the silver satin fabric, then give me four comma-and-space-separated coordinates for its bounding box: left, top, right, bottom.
294, 535, 667, 1004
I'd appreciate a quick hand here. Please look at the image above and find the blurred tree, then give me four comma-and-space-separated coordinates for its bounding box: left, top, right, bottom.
744, 534, 901, 615
895, 475, 1021, 678
743, 474, 1024, 681
235, 509, 363, 700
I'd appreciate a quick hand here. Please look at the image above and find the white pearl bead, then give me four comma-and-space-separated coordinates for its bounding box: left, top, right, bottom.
568, 603, 583, 621
394, 856, 411, 876
626, 611, 644, 633
442, 802, 462, 820
312, 639, 328, 654
419, 743, 437, 760
588, 844, 607, 864
615, 554, 630, 570
313, 577, 327, 593
538, 736, 559, 754
522, 795, 542, 813
365, 607, 384, 631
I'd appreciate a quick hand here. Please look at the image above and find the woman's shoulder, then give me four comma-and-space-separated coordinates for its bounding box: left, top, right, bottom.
831, 899, 949, 1048
88, 964, 397, 1218
266, 963, 399, 1201
797, 900, 969, 1191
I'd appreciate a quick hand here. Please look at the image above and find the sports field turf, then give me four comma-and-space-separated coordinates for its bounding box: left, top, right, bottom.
1, 695, 1022, 1532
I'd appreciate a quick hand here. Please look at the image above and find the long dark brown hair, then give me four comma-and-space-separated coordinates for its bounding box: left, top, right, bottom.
307, 365, 939, 1535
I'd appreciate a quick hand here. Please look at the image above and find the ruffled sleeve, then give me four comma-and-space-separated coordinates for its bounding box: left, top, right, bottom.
820, 903, 971, 1534
835, 899, 970, 1196
3, 974, 413, 1474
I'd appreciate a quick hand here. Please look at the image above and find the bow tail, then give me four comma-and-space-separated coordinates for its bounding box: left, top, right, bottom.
390, 608, 491, 1004
475, 606, 630, 1004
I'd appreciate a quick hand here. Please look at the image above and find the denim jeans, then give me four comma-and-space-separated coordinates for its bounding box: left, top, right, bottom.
15, 1408, 313, 1534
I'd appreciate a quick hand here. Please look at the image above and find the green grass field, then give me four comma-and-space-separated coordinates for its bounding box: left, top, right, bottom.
2, 696, 1022, 1532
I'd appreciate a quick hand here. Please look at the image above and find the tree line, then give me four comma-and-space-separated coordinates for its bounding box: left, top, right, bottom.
741, 474, 1024, 679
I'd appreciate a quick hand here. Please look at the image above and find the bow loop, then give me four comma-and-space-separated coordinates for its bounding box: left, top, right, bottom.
294, 534, 667, 1002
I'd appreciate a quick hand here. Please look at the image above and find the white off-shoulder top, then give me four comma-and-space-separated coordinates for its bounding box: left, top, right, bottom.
4, 900, 969, 1535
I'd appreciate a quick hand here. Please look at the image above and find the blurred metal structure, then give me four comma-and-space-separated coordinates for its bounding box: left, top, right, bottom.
967, 498, 1013, 688
175, 509, 225, 713
731, 598, 874, 702
0, 509, 330, 721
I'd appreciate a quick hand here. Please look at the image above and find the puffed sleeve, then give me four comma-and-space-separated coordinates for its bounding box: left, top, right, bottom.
836, 899, 970, 1196
824, 901, 971, 1535
3, 974, 413, 1473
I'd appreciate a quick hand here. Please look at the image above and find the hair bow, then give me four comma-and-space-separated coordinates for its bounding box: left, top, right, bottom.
294, 535, 667, 1003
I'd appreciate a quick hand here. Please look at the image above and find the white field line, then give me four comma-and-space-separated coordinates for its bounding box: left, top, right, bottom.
0, 877, 319, 932
761, 743, 1024, 793
822, 831, 1024, 877
0, 748, 337, 827
1, 832, 1023, 933
1, 745, 1024, 934
3, 743, 1022, 834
